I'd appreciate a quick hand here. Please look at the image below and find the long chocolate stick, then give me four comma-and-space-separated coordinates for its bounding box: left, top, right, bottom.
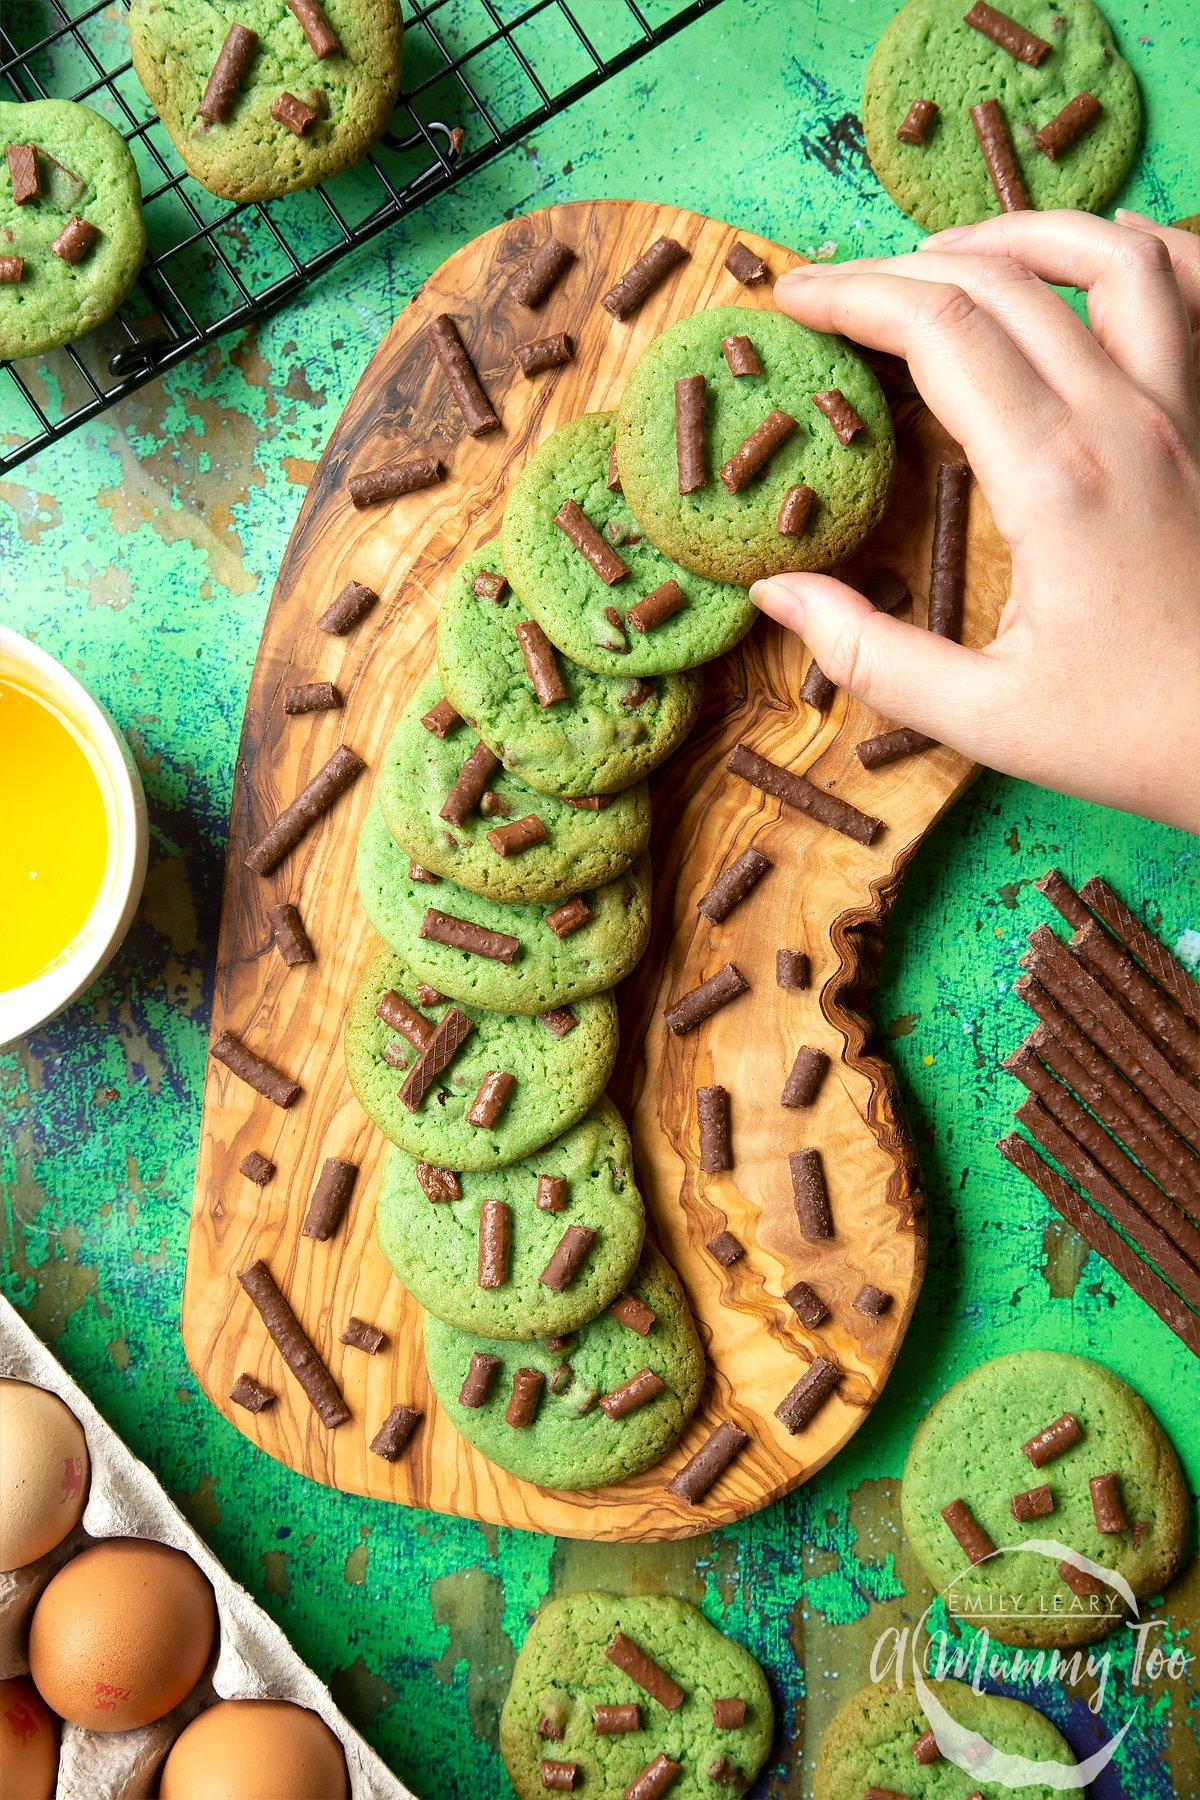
429, 313, 499, 437
727, 743, 882, 846
1079, 875, 1200, 1028
1072, 919, 1200, 1076
238, 1260, 350, 1425
244, 745, 366, 875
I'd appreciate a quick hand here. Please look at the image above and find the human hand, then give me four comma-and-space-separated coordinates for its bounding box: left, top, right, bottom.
754, 209, 1200, 833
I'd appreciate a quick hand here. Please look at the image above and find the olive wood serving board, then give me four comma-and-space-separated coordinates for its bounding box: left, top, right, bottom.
183, 200, 1009, 1540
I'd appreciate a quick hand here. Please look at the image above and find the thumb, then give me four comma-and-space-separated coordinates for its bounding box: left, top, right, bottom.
750, 572, 1004, 754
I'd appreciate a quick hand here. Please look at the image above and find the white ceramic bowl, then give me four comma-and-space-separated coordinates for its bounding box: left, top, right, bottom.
0, 628, 148, 1046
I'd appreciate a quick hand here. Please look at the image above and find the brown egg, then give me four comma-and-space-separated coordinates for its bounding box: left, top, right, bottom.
0, 1676, 59, 1800
158, 1698, 350, 1800
0, 1379, 90, 1571
28, 1538, 216, 1732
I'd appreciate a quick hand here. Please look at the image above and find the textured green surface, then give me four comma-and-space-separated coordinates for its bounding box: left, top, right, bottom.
0, 1, 1197, 1795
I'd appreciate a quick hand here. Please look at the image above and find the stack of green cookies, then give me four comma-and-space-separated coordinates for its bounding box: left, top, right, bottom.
346, 301, 896, 1494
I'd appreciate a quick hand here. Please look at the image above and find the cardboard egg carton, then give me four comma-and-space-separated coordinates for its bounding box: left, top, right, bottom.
0, 1294, 410, 1799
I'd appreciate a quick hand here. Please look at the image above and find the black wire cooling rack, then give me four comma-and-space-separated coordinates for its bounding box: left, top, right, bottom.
0, 0, 728, 474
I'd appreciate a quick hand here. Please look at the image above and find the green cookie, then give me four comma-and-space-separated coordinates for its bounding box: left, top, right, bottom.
345, 943, 617, 1171
0, 101, 145, 360
499, 1591, 772, 1800
501, 413, 758, 675
356, 799, 651, 1016
376, 1099, 645, 1340
616, 306, 896, 586
375, 677, 651, 905
814, 1679, 1076, 1800
129, 0, 402, 202
424, 1243, 704, 1490
863, 0, 1140, 233
436, 543, 704, 797
902, 1350, 1189, 1648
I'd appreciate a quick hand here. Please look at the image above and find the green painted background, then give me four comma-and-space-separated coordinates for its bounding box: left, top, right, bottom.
2, 1, 1198, 1794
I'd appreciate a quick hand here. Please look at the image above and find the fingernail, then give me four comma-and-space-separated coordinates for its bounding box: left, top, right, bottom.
920, 225, 970, 247
1115, 206, 1157, 227
774, 266, 820, 289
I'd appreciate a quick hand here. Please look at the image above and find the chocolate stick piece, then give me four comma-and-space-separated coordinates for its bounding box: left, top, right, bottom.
459, 1351, 501, 1407
537, 1175, 568, 1212
713, 1699, 747, 1729
601, 236, 687, 319
811, 388, 864, 444
664, 964, 751, 1035
864, 567, 911, 613
971, 100, 1032, 213
941, 1498, 996, 1563
271, 92, 318, 136
515, 332, 574, 376
667, 1421, 749, 1504
628, 580, 686, 634
516, 619, 569, 706
675, 374, 708, 493
244, 744, 365, 875
240, 1151, 275, 1185
624, 1756, 682, 1800
0, 256, 24, 284
727, 742, 882, 845
377, 990, 434, 1049
340, 1317, 385, 1353
473, 569, 508, 602
594, 1704, 640, 1734
799, 659, 836, 710
478, 1198, 512, 1288
775, 1356, 842, 1433
790, 1148, 832, 1238
545, 896, 592, 939
722, 334, 762, 377
698, 1085, 732, 1172
487, 815, 549, 857
237, 1260, 350, 1426
348, 455, 442, 507
429, 313, 499, 437
1035, 91, 1103, 159
720, 409, 798, 494
610, 1292, 656, 1334
778, 485, 816, 538
287, 0, 339, 57
928, 459, 971, 639
554, 499, 629, 585
198, 23, 258, 122
302, 1157, 358, 1241
440, 740, 501, 826
897, 97, 938, 144
1078, 875, 1200, 1028
51, 217, 100, 265
1090, 1471, 1129, 1533
707, 1231, 743, 1267
785, 1281, 828, 1327
7, 144, 39, 204
963, 0, 1051, 64
540, 1762, 578, 1793
605, 1634, 684, 1708
854, 1283, 891, 1317
856, 727, 936, 769
416, 1162, 460, 1202
1072, 919, 1200, 1076
506, 1367, 544, 1426
267, 901, 315, 966
399, 1009, 474, 1112
540, 1007, 577, 1037
781, 1045, 830, 1108
284, 680, 341, 714
422, 695, 464, 738
211, 1030, 301, 1108
229, 1373, 275, 1413
1011, 1484, 1055, 1522
724, 241, 768, 284
1023, 1411, 1084, 1467
317, 580, 378, 634
420, 909, 520, 964
777, 949, 810, 989
467, 1070, 516, 1128
540, 1223, 597, 1290
698, 848, 772, 923
370, 1405, 422, 1460
508, 236, 574, 308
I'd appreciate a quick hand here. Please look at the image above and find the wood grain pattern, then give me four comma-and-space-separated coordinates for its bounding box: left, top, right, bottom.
183, 201, 1010, 1540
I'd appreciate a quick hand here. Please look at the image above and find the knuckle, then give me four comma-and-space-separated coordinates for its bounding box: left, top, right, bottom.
1120, 231, 1174, 281
913, 283, 978, 334
821, 620, 873, 699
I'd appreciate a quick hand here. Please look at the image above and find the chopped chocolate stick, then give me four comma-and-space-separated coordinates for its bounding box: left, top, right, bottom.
348, 454, 442, 508
601, 605, 630, 652
1035, 90, 1102, 159
244, 744, 365, 875
440, 739, 501, 826
416, 983, 445, 1006
537, 1174, 568, 1211
508, 235, 573, 308
487, 815, 549, 858
0, 256, 24, 284
1011, 1484, 1055, 1522
211, 1030, 301, 1108
601, 235, 688, 318
514, 332, 574, 376
963, 0, 1051, 64
1058, 1559, 1109, 1601
698, 1085, 732, 1172
698, 848, 772, 924
370, 1404, 422, 1461
198, 22, 258, 122
971, 99, 1031, 213
726, 743, 882, 846
675, 374, 709, 493
722, 334, 762, 377
399, 1008, 473, 1112
911, 1730, 941, 1764
459, 1351, 500, 1407
515, 619, 569, 706
340, 1316, 385, 1354
411, 862, 438, 884
506, 1366, 544, 1426
724, 240, 768, 284
377, 990, 434, 1049
625, 1760, 682, 1800
381, 1038, 411, 1071
421, 696, 463, 737
564, 792, 615, 810
540, 1006, 577, 1037
607, 443, 622, 491
610, 1292, 656, 1334
416, 1162, 460, 1203
540, 1761, 578, 1792
473, 568, 508, 602
1072, 919, 1200, 1076
538, 1712, 566, 1740
420, 908, 520, 964
545, 896, 592, 939
1090, 1471, 1129, 1534
863, 1791, 907, 1800
540, 1223, 597, 1290
267, 901, 315, 967
240, 1150, 275, 1185
781, 1045, 829, 1108
897, 97, 938, 144
778, 484, 816, 538
303, 1157, 358, 1241
857, 727, 936, 769
628, 580, 687, 634
708, 1760, 748, 1793
51, 216, 100, 265
928, 459, 971, 639
7, 143, 39, 204
605, 1634, 685, 1708
664, 963, 751, 1035
595, 1703, 640, 1734
799, 658, 836, 710
1023, 1411, 1083, 1467
998, 1130, 1200, 1357
599, 1368, 667, 1419
554, 499, 629, 585
229, 1372, 275, 1413
270, 91, 318, 136
478, 1198, 512, 1288
941, 1497, 996, 1563
777, 949, 810, 989
784, 1281, 828, 1328
467, 1069, 516, 1128
713, 1698, 747, 1729
720, 408, 798, 494
853, 1283, 892, 1317
284, 680, 341, 714
863, 566, 911, 613
811, 388, 864, 445
790, 1148, 832, 1239
317, 579, 378, 635
775, 1355, 842, 1433
287, 0, 339, 56
238, 1260, 350, 1426
707, 1230, 744, 1267
429, 312, 499, 436
1077, 874, 1200, 1028
667, 1421, 749, 1504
